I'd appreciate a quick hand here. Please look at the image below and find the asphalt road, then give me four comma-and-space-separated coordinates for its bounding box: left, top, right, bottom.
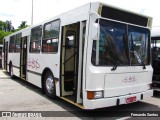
0, 73, 160, 120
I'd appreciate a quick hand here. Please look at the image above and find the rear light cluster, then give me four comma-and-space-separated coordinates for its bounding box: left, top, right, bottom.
87, 91, 103, 100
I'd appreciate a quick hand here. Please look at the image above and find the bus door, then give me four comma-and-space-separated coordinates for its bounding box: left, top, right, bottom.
61, 22, 79, 102
4, 41, 8, 70
60, 21, 86, 104
151, 38, 160, 89
20, 36, 27, 79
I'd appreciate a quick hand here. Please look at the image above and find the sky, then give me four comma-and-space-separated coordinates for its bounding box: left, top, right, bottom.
0, 0, 160, 29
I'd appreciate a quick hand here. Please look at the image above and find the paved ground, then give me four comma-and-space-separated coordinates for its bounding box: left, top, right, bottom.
0, 70, 80, 120
0, 69, 10, 79
0, 69, 160, 120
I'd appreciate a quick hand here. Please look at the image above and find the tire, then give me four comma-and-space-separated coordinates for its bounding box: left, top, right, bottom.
44, 71, 56, 98
9, 64, 14, 79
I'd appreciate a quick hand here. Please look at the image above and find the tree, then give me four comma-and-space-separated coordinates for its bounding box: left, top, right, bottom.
0, 20, 7, 31
6, 20, 13, 32
0, 20, 13, 43
0, 30, 12, 44
0, 20, 29, 44
0, 21, 3, 30
18, 21, 28, 29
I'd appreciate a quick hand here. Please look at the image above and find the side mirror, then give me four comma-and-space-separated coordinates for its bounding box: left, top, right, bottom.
91, 23, 100, 40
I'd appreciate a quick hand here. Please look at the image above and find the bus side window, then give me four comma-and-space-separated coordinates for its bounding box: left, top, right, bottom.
42, 20, 60, 53
9, 35, 16, 53
66, 35, 74, 48
30, 25, 42, 53
15, 33, 21, 53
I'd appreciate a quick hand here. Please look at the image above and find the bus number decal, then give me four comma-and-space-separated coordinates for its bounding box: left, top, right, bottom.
122, 76, 137, 83
28, 58, 40, 70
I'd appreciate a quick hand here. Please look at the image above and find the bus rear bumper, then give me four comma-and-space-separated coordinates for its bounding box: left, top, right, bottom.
84, 90, 153, 109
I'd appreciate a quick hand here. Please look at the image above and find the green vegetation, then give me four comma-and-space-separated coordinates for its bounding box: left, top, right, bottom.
0, 30, 12, 44
0, 20, 29, 44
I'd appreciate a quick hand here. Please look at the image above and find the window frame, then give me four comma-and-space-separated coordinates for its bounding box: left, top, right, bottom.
128, 25, 150, 66
91, 19, 151, 66
9, 35, 15, 53
15, 33, 21, 53
42, 19, 60, 54
30, 25, 42, 53
9, 33, 22, 53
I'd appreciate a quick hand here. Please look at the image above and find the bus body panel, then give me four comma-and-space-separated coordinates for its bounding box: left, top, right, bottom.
60, 3, 90, 26
86, 66, 153, 90
83, 90, 153, 109
8, 53, 20, 76
27, 72, 41, 88
27, 54, 60, 78
27, 53, 60, 93
83, 2, 153, 109
104, 71, 151, 97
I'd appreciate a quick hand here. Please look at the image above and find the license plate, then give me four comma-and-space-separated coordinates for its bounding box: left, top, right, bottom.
126, 96, 136, 103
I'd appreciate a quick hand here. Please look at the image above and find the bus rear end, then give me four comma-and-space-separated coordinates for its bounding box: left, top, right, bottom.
83, 2, 153, 109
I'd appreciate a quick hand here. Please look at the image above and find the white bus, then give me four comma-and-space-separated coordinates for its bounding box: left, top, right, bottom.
2, 2, 153, 109
151, 26, 160, 90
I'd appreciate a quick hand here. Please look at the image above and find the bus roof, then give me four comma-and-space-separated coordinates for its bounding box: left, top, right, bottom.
36, 2, 152, 27
99, 2, 152, 19
4, 1, 152, 40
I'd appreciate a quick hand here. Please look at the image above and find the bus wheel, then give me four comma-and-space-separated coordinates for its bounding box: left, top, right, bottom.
9, 64, 14, 79
44, 71, 56, 98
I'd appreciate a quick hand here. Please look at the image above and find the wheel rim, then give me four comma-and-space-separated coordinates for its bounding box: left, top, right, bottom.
46, 76, 54, 94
